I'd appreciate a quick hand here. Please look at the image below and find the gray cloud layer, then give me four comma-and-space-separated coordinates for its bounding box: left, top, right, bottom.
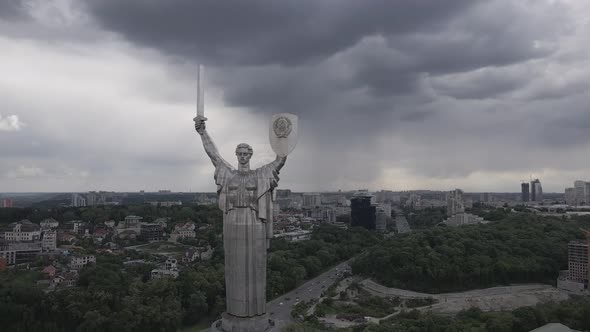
1, 0, 589, 192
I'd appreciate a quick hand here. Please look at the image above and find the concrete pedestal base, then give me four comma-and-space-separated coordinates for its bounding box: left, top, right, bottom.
210, 312, 274, 332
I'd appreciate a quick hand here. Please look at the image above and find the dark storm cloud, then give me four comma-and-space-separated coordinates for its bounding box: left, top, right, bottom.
431, 67, 532, 100
83, 0, 569, 113
5, 0, 583, 192
0, 0, 28, 21
85, 0, 479, 66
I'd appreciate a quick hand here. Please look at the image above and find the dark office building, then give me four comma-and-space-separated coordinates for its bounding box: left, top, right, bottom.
350, 195, 376, 230
521, 183, 530, 202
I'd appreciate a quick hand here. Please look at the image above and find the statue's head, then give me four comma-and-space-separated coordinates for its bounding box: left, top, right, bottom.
235, 143, 253, 166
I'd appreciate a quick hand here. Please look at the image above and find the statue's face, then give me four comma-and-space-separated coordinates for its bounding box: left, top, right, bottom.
236, 147, 252, 165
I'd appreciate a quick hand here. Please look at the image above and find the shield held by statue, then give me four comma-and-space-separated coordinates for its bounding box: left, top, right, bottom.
269, 113, 298, 157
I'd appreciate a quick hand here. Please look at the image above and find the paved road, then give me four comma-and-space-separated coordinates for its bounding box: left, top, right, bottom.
267, 261, 351, 331
362, 280, 558, 299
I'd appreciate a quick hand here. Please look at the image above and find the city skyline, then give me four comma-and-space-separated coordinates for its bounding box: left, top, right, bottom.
2, 1, 590, 193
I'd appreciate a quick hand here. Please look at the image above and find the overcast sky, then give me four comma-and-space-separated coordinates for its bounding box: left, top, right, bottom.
1, 0, 590, 193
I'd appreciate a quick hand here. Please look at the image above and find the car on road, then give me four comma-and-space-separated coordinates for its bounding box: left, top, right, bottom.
295, 297, 300, 301
285, 297, 291, 301
279, 302, 283, 306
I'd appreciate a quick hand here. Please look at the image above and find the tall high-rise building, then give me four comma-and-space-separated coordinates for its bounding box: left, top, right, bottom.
350, 195, 376, 230
71, 194, 87, 207
565, 188, 578, 206
521, 183, 530, 202
531, 179, 543, 202
1, 199, 13, 208
446, 189, 465, 216
574, 181, 590, 205
568, 240, 589, 283
375, 208, 387, 233
86, 192, 97, 206
479, 192, 493, 203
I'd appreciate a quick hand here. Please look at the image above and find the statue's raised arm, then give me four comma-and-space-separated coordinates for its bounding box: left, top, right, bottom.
268, 154, 287, 172
194, 116, 232, 169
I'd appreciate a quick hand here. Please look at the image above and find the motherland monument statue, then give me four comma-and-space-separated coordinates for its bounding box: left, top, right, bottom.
193, 66, 298, 332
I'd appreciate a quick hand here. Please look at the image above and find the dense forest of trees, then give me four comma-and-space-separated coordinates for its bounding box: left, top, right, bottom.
0, 204, 223, 227
267, 225, 381, 298
352, 214, 590, 293
0, 209, 379, 331
0, 254, 196, 331
404, 207, 447, 229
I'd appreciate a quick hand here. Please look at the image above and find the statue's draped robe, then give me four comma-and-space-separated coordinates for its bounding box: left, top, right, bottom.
215, 162, 279, 317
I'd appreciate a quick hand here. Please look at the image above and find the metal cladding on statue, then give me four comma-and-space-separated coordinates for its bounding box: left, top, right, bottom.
196, 69, 293, 330
269, 113, 298, 157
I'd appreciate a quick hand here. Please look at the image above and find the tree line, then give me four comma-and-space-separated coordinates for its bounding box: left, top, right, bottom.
352, 214, 590, 293
0, 221, 379, 331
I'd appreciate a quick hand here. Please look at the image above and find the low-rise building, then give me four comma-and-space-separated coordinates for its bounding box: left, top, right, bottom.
154, 217, 170, 228
52, 271, 79, 289
182, 246, 214, 263
115, 215, 143, 239
42, 265, 57, 278
169, 222, 196, 242
443, 213, 488, 227
58, 232, 77, 244
63, 220, 86, 235
140, 223, 164, 241
92, 228, 109, 243
2, 220, 41, 242
0, 241, 42, 265
40, 218, 59, 230
273, 230, 312, 242
69, 255, 96, 270
151, 258, 179, 279
104, 220, 116, 228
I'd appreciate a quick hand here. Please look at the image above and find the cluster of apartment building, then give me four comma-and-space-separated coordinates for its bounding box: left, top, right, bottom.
444, 189, 488, 227
273, 190, 352, 226
71, 191, 120, 207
